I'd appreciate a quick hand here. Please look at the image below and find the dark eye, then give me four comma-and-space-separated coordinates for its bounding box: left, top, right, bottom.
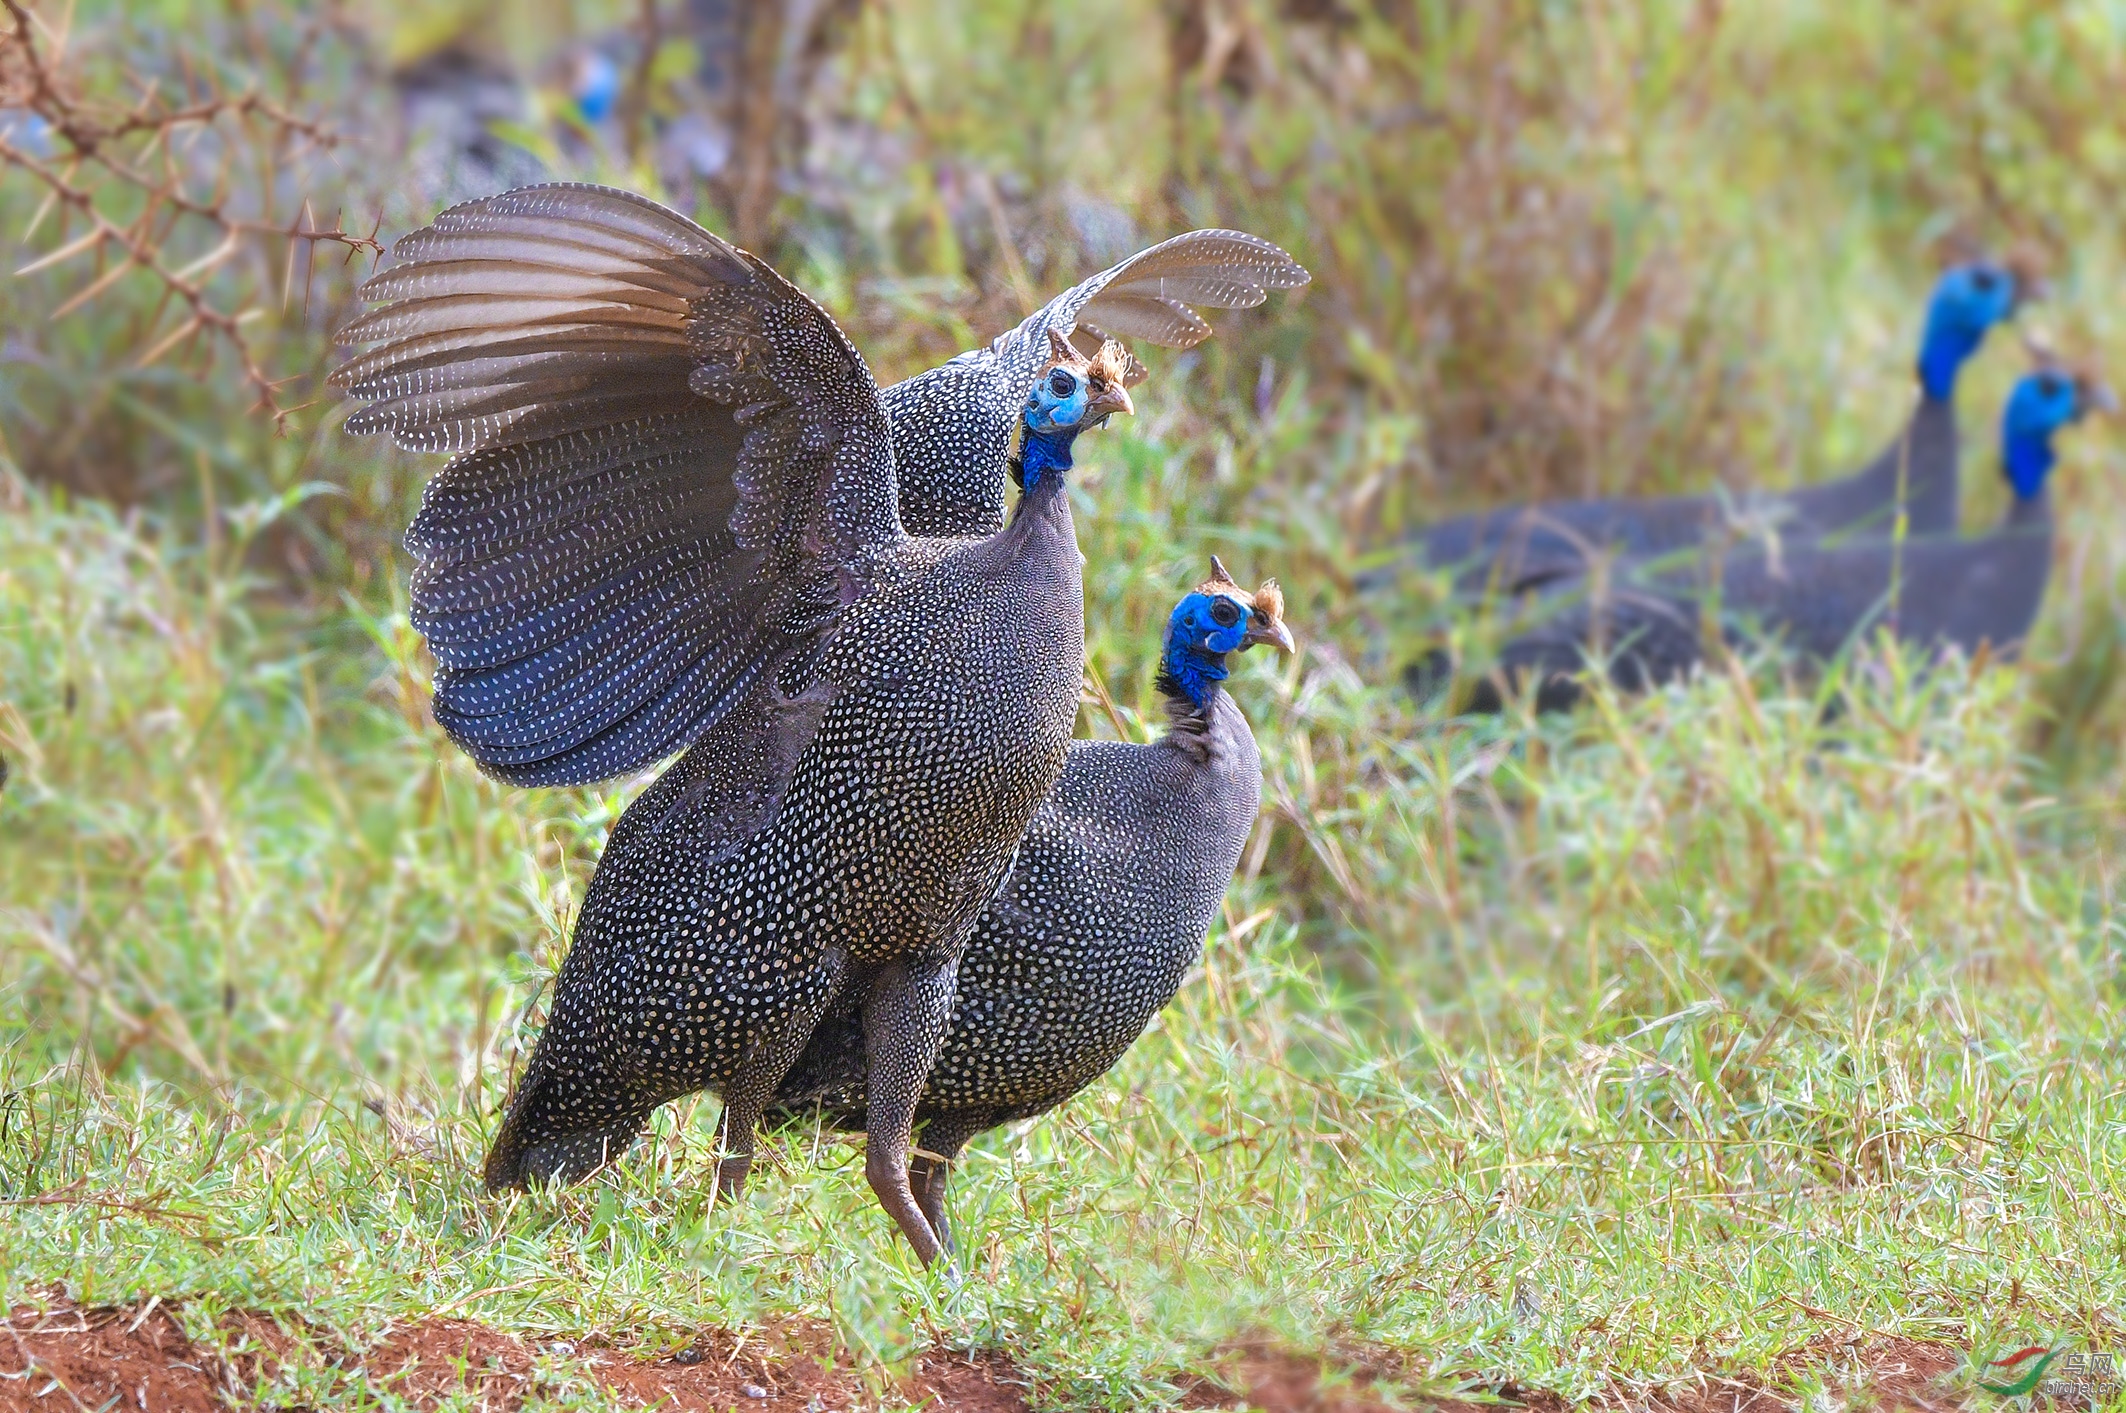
1049, 370, 1078, 397
2040, 373, 2064, 397
1209, 598, 1241, 627
1971, 268, 1998, 291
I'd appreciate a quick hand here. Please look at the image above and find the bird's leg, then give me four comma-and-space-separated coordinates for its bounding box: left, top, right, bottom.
907, 1115, 976, 1256
909, 1121, 982, 1249
714, 946, 846, 1200
908, 1152, 953, 1255
860, 952, 959, 1267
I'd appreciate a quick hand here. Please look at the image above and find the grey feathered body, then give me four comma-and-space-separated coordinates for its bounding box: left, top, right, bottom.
769, 690, 1263, 1156
1410, 397, 1959, 594
1475, 493, 2050, 709
885, 359, 1013, 538
1782, 396, 1959, 537
485, 487, 1082, 1185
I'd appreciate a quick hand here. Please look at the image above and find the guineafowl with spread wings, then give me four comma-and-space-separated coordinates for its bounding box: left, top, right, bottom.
333, 184, 1307, 1266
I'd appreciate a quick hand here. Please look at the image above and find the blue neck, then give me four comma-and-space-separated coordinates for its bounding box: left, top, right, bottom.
2002, 427, 2055, 502
1916, 320, 1982, 402
1018, 427, 1075, 495
1161, 643, 1228, 713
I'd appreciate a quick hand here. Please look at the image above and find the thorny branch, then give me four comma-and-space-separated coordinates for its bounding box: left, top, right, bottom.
0, 0, 381, 429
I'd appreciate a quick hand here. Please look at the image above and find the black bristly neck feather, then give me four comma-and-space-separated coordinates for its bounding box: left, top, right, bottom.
1155, 651, 1226, 746
1009, 422, 1078, 502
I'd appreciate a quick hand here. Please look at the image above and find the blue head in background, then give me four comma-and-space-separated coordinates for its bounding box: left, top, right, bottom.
1917, 262, 2023, 401
2001, 365, 2112, 501
1160, 558, 1297, 712
572, 50, 621, 124
1015, 330, 1135, 493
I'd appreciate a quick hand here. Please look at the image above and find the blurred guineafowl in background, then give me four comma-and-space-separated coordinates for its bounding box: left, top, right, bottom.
1469, 364, 2111, 710
771, 562, 1294, 1252
333, 183, 1307, 1266
1399, 262, 2027, 597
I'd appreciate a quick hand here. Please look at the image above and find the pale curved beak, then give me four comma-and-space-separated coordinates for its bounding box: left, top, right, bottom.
1245, 616, 1296, 653
1087, 383, 1134, 422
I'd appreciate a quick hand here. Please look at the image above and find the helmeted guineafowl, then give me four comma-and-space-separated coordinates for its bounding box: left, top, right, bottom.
768, 560, 1294, 1251
1468, 364, 2110, 709
1401, 262, 2026, 597
332, 184, 1307, 1266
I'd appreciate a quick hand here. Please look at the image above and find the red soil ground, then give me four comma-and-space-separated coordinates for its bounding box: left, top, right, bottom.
4, 1294, 1022, 1413
3, 1293, 1970, 1412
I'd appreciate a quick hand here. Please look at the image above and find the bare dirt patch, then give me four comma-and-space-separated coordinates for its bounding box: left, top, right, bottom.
2, 1292, 1030, 1412
1179, 1339, 1578, 1413
1180, 1342, 1409, 1412
1648, 1337, 1966, 1413
5, 1293, 1973, 1412
1181, 1334, 1968, 1413
3, 1298, 226, 1413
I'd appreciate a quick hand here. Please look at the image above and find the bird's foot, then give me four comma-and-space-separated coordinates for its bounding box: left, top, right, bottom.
866, 1148, 945, 1267
715, 1153, 752, 1201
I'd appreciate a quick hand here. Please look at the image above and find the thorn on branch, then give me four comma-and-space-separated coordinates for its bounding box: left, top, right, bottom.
0, 0, 382, 424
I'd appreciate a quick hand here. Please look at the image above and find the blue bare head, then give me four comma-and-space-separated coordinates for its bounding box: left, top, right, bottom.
1015, 331, 1134, 494
1917, 262, 2022, 401
1159, 558, 1295, 712
2002, 366, 2110, 501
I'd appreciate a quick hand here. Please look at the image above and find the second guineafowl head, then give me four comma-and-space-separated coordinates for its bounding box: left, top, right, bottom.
2000, 362, 2112, 505
1160, 558, 1293, 712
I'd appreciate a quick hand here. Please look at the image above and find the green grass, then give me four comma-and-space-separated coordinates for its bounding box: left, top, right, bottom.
4, 456, 2123, 1408
6, 0, 2126, 1407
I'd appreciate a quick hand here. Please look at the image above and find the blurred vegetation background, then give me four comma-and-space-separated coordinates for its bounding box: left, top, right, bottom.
8, 0, 2126, 934
3, 0, 2125, 1400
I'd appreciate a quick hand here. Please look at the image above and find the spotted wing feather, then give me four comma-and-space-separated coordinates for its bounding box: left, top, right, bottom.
334, 183, 902, 787
882, 228, 1309, 538
997, 228, 1312, 394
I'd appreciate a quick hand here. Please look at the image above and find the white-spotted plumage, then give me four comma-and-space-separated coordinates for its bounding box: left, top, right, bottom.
766, 576, 1292, 1250
334, 183, 1307, 1266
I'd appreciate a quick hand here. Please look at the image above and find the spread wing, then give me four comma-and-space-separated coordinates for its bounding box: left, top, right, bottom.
996, 227, 1312, 393
334, 184, 902, 787
883, 229, 1310, 538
